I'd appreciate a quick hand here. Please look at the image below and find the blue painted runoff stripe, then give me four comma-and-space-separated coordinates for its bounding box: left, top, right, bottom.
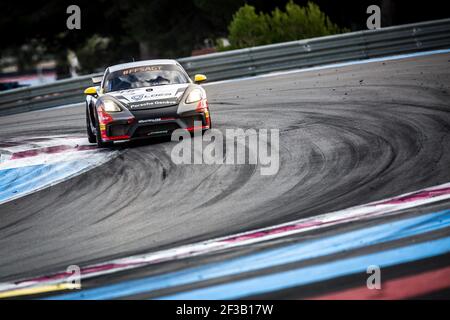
46, 210, 450, 300
0, 161, 100, 204
160, 236, 450, 300
0, 164, 57, 203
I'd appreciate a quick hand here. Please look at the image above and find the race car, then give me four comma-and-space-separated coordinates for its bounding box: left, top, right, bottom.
84, 59, 211, 147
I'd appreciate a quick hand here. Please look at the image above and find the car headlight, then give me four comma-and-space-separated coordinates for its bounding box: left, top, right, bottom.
102, 100, 121, 112
185, 89, 205, 104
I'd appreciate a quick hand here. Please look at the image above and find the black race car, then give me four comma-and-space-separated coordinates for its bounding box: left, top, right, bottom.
84, 59, 211, 147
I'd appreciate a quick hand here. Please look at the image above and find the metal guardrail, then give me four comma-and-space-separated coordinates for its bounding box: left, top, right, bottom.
1, 18, 450, 116
180, 18, 450, 80
0, 74, 96, 115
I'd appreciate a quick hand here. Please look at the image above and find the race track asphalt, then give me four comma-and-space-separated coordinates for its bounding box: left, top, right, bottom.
0, 52, 449, 292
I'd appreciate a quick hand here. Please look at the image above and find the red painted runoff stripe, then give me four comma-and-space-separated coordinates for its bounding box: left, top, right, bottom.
309, 265, 450, 300
10, 145, 97, 159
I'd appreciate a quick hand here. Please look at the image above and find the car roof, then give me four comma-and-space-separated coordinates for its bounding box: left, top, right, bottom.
107, 59, 179, 73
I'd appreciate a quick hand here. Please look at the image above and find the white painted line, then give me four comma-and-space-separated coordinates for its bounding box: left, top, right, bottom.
0, 135, 119, 205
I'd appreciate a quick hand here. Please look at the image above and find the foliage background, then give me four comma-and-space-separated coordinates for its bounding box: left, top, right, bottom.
226, 2, 347, 50
0, 0, 448, 77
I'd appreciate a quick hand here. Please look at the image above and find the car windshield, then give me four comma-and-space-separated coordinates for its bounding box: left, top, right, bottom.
104, 64, 189, 93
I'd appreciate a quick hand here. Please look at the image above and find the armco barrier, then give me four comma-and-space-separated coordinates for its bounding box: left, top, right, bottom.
1, 18, 450, 116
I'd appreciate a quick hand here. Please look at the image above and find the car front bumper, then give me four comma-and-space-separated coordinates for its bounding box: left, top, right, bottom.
100, 103, 211, 143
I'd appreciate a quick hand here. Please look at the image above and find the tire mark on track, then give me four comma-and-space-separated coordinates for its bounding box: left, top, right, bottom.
0, 53, 449, 282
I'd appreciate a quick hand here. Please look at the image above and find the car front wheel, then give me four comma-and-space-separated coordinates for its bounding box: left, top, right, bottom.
86, 107, 96, 143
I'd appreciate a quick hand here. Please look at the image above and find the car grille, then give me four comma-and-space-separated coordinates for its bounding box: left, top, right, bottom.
134, 123, 180, 137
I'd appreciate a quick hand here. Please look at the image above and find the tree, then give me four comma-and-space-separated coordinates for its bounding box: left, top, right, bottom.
1, 0, 447, 78
227, 5, 271, 48
0, 0, 139, 77
227, 1, 346, 50
122, 0, 246, 59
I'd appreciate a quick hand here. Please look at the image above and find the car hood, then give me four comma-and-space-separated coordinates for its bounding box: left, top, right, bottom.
107, 84, 189, 110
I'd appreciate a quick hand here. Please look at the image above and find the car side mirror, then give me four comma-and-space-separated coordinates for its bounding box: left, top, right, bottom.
84, 87, 98, 96
194, 74, 207, 84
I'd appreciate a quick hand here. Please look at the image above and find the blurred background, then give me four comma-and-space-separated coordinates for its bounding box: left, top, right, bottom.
0, 0, 448, 90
